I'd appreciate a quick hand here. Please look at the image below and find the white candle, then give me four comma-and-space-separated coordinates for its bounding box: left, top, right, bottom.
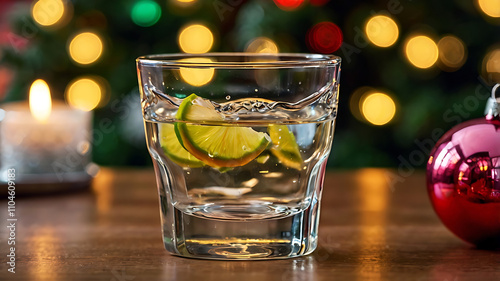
0, 80, 92, 184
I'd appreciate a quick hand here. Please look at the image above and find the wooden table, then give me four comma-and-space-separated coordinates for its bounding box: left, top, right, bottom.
2, 168, 500, 281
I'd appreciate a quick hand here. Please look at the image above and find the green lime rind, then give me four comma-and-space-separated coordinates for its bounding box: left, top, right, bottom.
272, 148, 302, 163
255, 152, 270, 164
159, 123, 204, 168
268, 125, 303, 170
175, 94, 198, 121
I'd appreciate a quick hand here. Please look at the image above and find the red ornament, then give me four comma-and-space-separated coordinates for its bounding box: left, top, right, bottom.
427, 85, 500, 248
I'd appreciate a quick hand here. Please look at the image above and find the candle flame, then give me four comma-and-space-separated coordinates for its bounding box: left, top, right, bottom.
29, 79, 52, 123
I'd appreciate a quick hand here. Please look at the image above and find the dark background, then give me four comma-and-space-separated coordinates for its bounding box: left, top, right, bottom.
0, 0, 498, 169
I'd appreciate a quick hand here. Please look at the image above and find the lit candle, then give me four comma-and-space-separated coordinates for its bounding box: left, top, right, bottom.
0, 79, 93, 188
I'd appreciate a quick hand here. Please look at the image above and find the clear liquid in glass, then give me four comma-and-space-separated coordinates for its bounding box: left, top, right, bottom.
145, 117, 334, 259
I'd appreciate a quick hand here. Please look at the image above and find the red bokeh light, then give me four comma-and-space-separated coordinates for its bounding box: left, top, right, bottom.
273, 0, 304, 11
307, 22, 343, 53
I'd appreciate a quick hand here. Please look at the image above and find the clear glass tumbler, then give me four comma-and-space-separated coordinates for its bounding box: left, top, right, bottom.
136, 53, 341, 260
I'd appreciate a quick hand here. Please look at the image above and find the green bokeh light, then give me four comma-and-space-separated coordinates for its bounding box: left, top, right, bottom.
131, 0, 161, 27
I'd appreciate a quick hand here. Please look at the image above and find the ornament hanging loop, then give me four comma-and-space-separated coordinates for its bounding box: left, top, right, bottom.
485, 83, 500, 120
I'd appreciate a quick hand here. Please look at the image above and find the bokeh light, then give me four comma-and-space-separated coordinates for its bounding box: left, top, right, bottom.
131, 0, 162, 27
486, 49, 500, 73
178, 24, 214, 54
483, 47, 500, 82
365, 15, 399, 47
29, 79, 52, 123
32, 0, 65, 27
349, 87, 372, 122
438, 35, 467, 71
273, 0, 304, 11
179, 58, 215, 86
68, 32, 103, 65
404, 35, 439, 69
65, 77, 103, 111
169, 0, 198, 9
477, 0, 500, 18
361, 92, 396, 126
307, 22, 343, 53
245, 37, 279, 53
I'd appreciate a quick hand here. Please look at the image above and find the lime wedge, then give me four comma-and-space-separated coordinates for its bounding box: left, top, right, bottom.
175, 94, 270, 168
159, 123, 204, 168
268, 125, 303, 170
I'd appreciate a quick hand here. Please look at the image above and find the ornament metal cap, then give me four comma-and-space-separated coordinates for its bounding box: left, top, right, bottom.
485, 83, 500, 120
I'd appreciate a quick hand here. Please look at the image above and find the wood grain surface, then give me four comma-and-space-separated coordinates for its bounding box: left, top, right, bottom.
1, 168, 499, 281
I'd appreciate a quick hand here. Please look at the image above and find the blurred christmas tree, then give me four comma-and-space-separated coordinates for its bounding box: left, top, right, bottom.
0, 0, 498, 168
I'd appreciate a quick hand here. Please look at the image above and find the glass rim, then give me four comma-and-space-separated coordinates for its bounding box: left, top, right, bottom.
136, 52, 341, 68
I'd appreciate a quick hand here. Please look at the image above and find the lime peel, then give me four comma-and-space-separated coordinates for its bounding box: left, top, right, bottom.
268, 125, 303, 170
159, 123, 204, 168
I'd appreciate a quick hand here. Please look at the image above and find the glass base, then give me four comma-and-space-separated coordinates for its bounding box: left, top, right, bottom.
159, 196, 321, 260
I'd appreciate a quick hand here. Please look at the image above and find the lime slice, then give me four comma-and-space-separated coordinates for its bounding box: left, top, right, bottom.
159, 123, 204, 168
268, 125, 303, 170
175, 94, 270, 167
256, 152, 270, 164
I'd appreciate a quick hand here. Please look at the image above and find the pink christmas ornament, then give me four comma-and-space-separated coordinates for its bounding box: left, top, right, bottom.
427, 84, 500, 248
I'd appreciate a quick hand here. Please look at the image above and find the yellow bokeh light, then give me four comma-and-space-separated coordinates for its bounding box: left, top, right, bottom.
361, 93, 396, 126
169, 0, 197, 9
438, 36, 467, 70
365, 15, 399, 47
178, 24, 214, 54
68, 32, 103, 65
405, 35, 439, 69
477, 0, 500, 18
179, 58, 215, 87
483, 48, 500, 82
32, 0, 65, 27
486, 49, 500, 73
65, 77, 103, 111
245, 37, 279, 53
349, 87, 372, 122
